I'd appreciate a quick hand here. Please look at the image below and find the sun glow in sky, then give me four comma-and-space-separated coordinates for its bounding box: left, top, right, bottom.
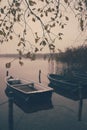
0, 0, 87, 54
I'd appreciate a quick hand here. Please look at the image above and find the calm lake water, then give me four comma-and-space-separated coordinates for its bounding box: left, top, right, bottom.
0, 57, 87, 130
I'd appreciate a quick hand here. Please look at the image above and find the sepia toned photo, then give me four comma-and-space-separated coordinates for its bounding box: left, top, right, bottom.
0, 0, 87, 130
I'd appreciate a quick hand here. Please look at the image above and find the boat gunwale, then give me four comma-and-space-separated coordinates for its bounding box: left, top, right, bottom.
6, 77, 53, 95
47, 74, 78, 87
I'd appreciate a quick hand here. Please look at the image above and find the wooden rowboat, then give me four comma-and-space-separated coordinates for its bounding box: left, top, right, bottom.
5, 76, 53, 103
48, 74, 87, 90
48, 74, 77, 89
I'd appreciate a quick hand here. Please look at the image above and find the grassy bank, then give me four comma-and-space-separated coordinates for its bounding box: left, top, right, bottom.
56, 45, 87, 64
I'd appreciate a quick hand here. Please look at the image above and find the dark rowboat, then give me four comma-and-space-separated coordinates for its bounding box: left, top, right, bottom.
5, 87, 53, 113
72, 71, 87, 80
5, 76, 53, 103
48, 74, 87, 90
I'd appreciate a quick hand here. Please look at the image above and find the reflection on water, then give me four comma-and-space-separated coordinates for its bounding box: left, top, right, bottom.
49, 80, 87, 121
1, 56, 87, 130
48, 59, 67, 74
48, 56, 87, 75
48, 58, 87, 121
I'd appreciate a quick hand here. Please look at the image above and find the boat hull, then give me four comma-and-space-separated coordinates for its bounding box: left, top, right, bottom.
48, 74, 87, 90
48, 74, 78, 89
5, 77, 53, 104
5, 87, 53, 113
5, 86, 52, 104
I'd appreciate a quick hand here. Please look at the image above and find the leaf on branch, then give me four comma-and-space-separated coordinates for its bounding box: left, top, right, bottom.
0, 29, 6, 36
0, 8, 4, 14
11, 8, 16, 16
40, 14, 43, 17
37, 8, 41, 12
61, 25, 64, 28
29, 1, 36, 6
45, 38, 48, 42
40, 0, 44, 2
51, 17, 55, 21
59, 37, 62, 40
64, 0, 68, 4
32, 18, 36, 22
26, 52, 31, 58
5, 62, 11, 68
85, 0, 87, 7
59, 13, 62, 18
35, 33, 40, 43
40, 40, 47, 46
65, 16, 69, 21
47, 30, 50, 33
14, 17, 16, 22
35, 38, 39, 43
35, 32, 38, 37
45, 25, 50, 33
19, 60, 24, 66
22, 42, 25, 47
0, 30, 4, 35
32, 8, 36, 10
52, 8, 55, 12
45, 0, 49, 4
35, 47, 39, 52
27, 13, 30, 17
58, 33, 63, 36
49, 44, 55, 50
17, 42, 21, 46
40, 47, 43, 51
19, 56, 22, 60
45, 25, 48, 30
79, 7, 83, 12
15, 2, 20, 7
21, 38, 24, 42
48, 8, 52, 12
50, 23, 55, 28
24, 29, 26, 35
6, 26, 9, 30
56, 21, 59, 24
17, 49, 22, 56
0, 40, 3, 44
45, 11, 48, 16
78, 2, 82, 6
9, 36, 13, 40
17, 14, 21, 21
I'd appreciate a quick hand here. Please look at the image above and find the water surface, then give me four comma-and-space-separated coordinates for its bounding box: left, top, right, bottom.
0, 57, 87, 130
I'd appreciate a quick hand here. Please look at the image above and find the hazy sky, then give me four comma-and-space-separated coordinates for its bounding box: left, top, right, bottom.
0, 0, 86, 54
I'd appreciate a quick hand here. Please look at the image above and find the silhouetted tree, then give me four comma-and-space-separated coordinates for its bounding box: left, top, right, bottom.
0, 0, 87, 57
